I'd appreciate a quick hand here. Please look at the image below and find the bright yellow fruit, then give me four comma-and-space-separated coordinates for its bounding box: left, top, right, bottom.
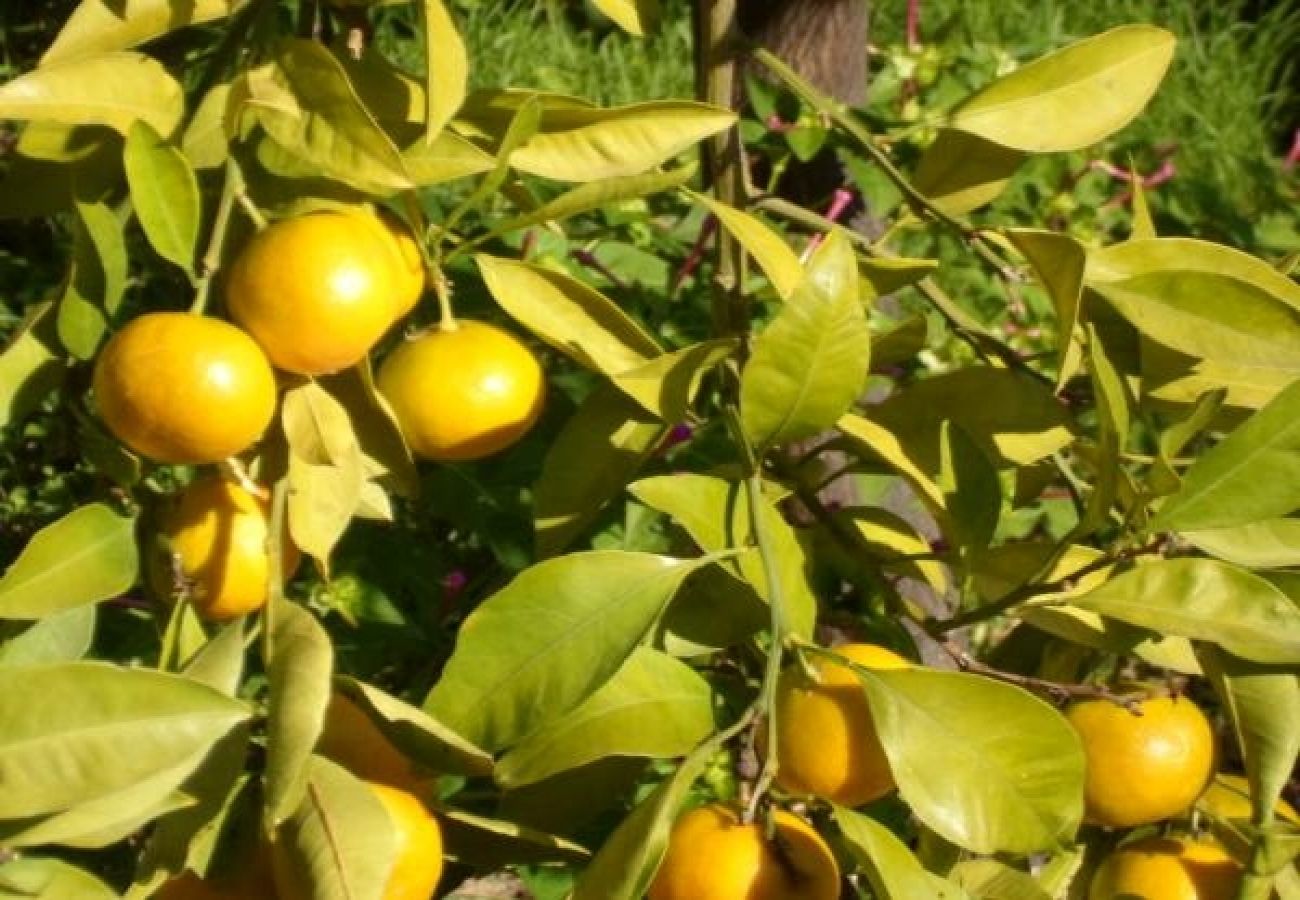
774, 643, 909, 807
1089, 836, 1240, 900
371, 212, 425, 321
377, 320, 545, 462
226, 211, 415, 375
93, 312, 276, 464
370, 783, 444, 900
158, 477, 300, 622
649, 804, 840, 900
1067, 695, 1215, 828
317, 692, 429, 795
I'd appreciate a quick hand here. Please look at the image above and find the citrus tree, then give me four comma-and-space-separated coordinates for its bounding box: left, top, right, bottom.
0, 1, 1298, 898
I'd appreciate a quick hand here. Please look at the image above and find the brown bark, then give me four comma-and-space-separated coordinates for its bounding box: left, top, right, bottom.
737, 0, 870, 107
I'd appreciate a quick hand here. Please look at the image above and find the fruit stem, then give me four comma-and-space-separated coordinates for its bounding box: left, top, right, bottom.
229, 158, 268, 231
433, 271, 458, 331
740, 465, 789, 825
190, 159, 240, 314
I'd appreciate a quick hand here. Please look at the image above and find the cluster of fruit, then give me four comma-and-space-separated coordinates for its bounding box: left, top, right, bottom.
96, 208, 544, 622
90, 208, 543, 899
652, 644, 1248, 900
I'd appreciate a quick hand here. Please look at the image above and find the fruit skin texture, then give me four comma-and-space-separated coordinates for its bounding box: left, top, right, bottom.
157, 477, 300, 622
317, 692, 429, 795
1067, 695, 1215, 828
774, 643, 909, 806
648, 804, 840, 900
377, 320, 545, 461
226, 211, 414, 375
93, 312, 276, 464
1089, 836, 1240, 900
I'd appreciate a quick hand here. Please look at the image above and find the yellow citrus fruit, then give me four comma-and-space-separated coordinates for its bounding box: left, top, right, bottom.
226, 211, 415, 375
376, 320, 545, 461
1088, 836, 1240, 900
93, 312, 276, 464
649, 804, 840, 900
370, 212, 425, 321
370, 782, 444, 900
1066, 695, 1215, 828
773, 643, 909, 806
317, 692, 429, 795
157, 476, 300, 622
1197, 772, 1300, 824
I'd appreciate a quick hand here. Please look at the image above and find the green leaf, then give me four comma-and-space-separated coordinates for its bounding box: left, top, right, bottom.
1087, 238, 1300, 372
421, 0, 468, 140
0, 52, 184, 136
0, 857, 119, 899
838, 413, 946, 511
871, 315, 929, 370
938, 420, 1001, 561
425, 551, 712, 752
401, 129, 494, 186
834, 806, 968, 900
265, 601, 334, 827
741, 229, 871, 454
0, 504, 137, 620
1081, 324, 1131, 531
914, 129, 1025, 215
589, 0, 660, 35
693, 194, 804, 300
181, 83, 231, 170
951, 859, 1053, 900
123, 121, 201, 274
630, 473, 817, 639
1071, 559, 1300, 664
496, 647, 714, 789
58, 199, 127, 360
611, 339, 736, 422
488, 166, 695, 243
868, 368, 1074, 470
1005, 228, 1086, 385
1201, 647, 1300, 829
0, 302, 63, 428
41, 0, 247, 65
236, 41, 412, 195
439, 808, 590, 867
0, 607, 95, 668
334, 677, 492, 777
856, 666, 1085, 853
1153, 380, 1300, 533
319, 364, 418, 500
950, 25, 1176, 152
656, 564, 768, 656
570, 733, 723, 900
508, 101, 736, 182
272, 755, 397, 900
0, 663, 248, 820
283, 381, 366, 573
534, 383, 667, 558
1184, 520, 1300, 569
477, 254, 660, 375
861, 261, 940, 302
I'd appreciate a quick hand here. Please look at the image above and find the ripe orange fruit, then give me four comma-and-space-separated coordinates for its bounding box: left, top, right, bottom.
93, 312, 276, 464
1088, 836, 1240, 900
376, 320, 544, 461
157, 476, 300, 622
1066, 695, 1215, 828
317, 692, 429, 795
649, 804, 840, 900
773, 643, 909, 807
369, 212, 425, 321
226, 210, 417, 375
1198, 772, 1300, 824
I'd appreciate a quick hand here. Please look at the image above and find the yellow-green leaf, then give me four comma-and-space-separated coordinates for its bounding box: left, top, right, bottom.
421, 0, 468, 141
41, 0, 248, 65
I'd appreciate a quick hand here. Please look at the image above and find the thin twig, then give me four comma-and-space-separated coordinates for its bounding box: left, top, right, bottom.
939, 639, 1145, 712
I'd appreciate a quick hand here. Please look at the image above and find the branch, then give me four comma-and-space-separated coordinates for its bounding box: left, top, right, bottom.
938, 639, 1144, 712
